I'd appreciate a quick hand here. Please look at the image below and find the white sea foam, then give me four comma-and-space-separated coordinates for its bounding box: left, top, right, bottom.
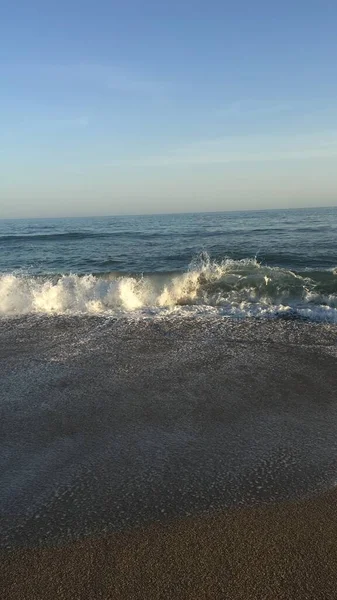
1, 254, 337, 321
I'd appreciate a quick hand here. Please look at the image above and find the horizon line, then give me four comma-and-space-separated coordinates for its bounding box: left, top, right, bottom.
0, 204, 336, 221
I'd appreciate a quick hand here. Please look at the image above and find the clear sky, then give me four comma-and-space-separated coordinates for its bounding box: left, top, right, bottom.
1, 0, 337, 217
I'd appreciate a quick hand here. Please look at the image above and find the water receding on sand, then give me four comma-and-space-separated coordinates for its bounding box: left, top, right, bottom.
1, 316, 337, 549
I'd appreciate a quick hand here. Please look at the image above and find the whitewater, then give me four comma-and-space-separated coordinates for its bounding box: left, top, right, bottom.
1, 208, 337, 320
1, 254, 337, 320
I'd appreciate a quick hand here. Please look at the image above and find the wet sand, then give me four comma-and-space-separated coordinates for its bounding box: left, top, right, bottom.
1, 316, 337, 597
2, 489, 337, 599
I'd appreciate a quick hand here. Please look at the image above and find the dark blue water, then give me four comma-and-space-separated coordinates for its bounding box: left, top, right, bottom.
1, 207, 337, 274
1, 207, 337, 319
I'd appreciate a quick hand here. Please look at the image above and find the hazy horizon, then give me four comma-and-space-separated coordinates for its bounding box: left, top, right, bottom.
1, 203, 336, 222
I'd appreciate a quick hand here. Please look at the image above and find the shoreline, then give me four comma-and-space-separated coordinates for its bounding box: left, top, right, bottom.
1, 317, 337, 596
3, 488, 337, 599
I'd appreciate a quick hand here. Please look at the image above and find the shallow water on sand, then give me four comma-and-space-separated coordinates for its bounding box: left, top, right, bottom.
1, 316, 337, 549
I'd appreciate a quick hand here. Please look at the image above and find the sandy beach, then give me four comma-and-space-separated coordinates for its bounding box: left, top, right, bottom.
2, 488, 337, 599
1, 316, 337, 598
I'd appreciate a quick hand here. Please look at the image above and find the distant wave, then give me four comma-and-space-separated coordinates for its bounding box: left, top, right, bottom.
0, 232, 112, 242
1, 254, 337, 321
0, 224, 332, 244
0, 231, 182, 243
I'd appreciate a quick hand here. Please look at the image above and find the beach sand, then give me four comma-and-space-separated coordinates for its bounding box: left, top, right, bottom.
2, 489, 337, 599
1, 316, 337, 598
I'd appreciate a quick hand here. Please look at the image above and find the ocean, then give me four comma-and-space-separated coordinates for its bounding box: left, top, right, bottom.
1, 207, 337, 550
1, 206, 337, 320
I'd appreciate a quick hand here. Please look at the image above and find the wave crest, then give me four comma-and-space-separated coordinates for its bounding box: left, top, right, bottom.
1, 254, 337, 320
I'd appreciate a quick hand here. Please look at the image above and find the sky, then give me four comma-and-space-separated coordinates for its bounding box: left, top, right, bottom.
1, 0, 337, 218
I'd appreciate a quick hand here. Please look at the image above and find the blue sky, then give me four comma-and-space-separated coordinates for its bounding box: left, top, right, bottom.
1, 0, 337, 217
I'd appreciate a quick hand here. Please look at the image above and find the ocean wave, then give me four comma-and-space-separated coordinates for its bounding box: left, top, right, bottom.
0, 231, 179, 243
0, 232, 111, 242
0, 227, 318, 244
1, 254, 337, 320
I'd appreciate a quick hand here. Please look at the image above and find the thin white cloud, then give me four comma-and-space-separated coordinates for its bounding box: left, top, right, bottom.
216, 99, 293, 117
0, 115, 90, 139
11, 63, 168, 97
39, 116, 89, 128
55, 63, 166, 95
108, 131, 337, 167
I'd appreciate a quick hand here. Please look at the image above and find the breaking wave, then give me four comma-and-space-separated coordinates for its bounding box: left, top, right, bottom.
1, 254, 337, 321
